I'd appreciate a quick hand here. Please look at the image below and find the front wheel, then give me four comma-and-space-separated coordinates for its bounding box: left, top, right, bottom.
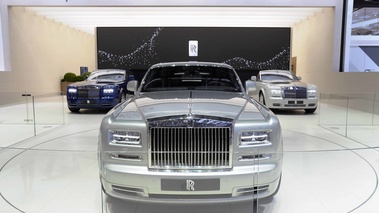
305, 108, 317, 113
119, 92, 127, 103
259, 93, 266, 105
68, 107, 80, 113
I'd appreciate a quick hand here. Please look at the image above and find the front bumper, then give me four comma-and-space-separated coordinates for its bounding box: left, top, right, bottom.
265, 97, 317, 109
100, 162, 282, 203
67, 98, 119, 109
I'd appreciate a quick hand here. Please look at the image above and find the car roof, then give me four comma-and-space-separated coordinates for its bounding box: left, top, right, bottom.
149, 61, 234, 70
91, 69, 132, 75
259, 70, 292, 75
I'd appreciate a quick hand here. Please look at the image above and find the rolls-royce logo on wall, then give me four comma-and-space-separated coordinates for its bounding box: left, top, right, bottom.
188, 40, 198, 57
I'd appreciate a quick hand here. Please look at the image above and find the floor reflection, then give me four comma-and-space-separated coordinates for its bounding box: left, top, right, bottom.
102, 193, 278, 213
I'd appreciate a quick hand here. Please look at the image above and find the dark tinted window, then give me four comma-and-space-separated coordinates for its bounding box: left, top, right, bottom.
260, 72, 299, 82
141, 66, 242, 92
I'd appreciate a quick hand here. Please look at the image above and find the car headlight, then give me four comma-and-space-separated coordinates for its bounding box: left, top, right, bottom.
109, 130, 141, 146
270, 89, 282, 96
307, 89, 317, 97
68, 88, 77, 93
103, 88, 114, 94
239, 130, 271, 147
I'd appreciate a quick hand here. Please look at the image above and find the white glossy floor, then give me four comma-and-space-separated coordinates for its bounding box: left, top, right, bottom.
0, 99, 378, 213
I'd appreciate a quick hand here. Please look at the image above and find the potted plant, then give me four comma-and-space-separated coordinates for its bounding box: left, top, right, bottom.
60, 72, 79, 95
61, 72, 92, 95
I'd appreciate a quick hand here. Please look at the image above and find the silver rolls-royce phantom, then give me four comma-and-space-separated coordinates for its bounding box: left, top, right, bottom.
250, 70, 318, 113
98, 62, 283, 203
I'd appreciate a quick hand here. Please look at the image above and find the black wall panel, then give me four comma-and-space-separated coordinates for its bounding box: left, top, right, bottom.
97, 27, 290, 82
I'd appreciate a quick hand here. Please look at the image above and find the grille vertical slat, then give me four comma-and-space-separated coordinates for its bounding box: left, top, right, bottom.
150, 127, 231, 170
170, 129, 174, 167
217, 128, 220, 166
200, 129, 204, 166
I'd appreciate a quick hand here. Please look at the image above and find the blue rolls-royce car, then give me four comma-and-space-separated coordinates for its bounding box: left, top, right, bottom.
66, 69, 134, 112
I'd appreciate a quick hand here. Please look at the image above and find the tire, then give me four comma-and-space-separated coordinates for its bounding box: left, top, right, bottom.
119, 92, 126, 103
68, 107, 80, 113
259, 92, 266, 105
305, 107, 317, 113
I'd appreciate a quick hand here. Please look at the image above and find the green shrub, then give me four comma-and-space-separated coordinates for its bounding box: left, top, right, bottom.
63, 72, 77, 82
62, 71, 91, 82
82, 72, 91, 78
75, 75, 85, 81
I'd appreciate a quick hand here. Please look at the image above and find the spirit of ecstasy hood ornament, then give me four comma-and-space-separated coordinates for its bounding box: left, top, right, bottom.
186, 92, 194, 127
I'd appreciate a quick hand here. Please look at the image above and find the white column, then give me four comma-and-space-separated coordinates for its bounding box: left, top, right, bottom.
0, 4, 11, 71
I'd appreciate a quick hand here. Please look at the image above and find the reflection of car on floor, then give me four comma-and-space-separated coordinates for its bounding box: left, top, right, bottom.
250, 70, 318, 113
98, 61, 283, 203
66, 69, 134, 112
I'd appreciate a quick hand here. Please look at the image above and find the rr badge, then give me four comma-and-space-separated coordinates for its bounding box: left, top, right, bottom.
186, 179, 195, 191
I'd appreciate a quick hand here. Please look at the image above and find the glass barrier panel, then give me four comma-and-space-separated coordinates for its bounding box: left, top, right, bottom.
373, 93, 379, 126
318, 93, 349, 137
33, 93, 65, 135
0, 92, 66, 147
346, 93, 378, 147
319, 92, 379, 148
0, 92, 35, 146
345, 93, 375, 126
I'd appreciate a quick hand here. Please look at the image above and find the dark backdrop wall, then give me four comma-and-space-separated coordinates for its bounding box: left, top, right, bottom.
97, 27, 291, 82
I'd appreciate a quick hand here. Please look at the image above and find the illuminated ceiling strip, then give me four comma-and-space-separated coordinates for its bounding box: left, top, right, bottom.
23, 6, 323, 35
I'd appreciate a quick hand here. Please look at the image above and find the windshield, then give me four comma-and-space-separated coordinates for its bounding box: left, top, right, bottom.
87, 72, 125, 81
140, 66, 243, 92
260, 72, 299, 82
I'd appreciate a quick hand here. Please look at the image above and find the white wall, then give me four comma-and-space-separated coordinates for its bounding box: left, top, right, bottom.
292, 8, 379, 93
0, 7, 95, 95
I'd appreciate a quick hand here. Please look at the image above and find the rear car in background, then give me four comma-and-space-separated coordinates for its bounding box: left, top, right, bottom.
66, 69, 134, 112
250, 70, 318, 113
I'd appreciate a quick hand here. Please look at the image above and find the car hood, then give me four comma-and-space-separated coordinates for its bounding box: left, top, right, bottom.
69, 79, 121, 87
115, 91, 266, 121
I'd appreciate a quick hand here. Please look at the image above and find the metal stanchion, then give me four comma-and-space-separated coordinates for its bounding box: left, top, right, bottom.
22, 92, 33, 122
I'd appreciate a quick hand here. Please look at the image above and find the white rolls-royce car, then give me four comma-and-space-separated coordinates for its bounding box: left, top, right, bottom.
98, 62, 283, 203
250, 70, 318, 113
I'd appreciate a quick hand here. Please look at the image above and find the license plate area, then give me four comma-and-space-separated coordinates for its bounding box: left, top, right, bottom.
161, 178, 220, 191
80, 99, 96, 104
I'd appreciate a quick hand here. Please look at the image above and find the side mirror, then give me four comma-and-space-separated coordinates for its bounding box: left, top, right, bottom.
127, 80, 138, 94
251, 76, 257, 81
245, 80, 256, 95
297, 76, 302, 81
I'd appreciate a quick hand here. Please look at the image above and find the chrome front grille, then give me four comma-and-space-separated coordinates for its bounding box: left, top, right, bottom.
77, 86, 100, 99
283, 87, 307, 99
149, 127, 231, 170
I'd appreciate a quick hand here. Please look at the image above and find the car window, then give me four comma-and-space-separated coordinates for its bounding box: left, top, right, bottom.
141, 66, 243, 92
261, 73, 299, 82
88, 73, 125, 81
